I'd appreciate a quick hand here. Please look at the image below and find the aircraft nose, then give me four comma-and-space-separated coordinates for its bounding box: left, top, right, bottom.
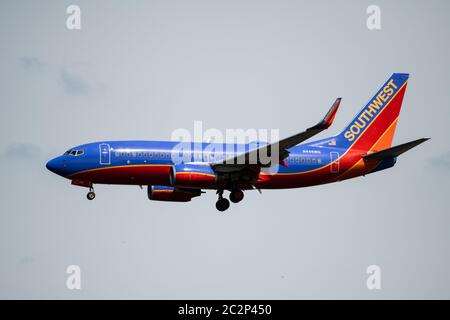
46, 157, 66, 176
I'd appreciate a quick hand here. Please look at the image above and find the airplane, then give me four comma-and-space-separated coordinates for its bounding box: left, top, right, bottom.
46, 73, 428, 212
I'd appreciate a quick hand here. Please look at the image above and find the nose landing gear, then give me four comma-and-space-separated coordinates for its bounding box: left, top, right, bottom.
86, 187, 96, 200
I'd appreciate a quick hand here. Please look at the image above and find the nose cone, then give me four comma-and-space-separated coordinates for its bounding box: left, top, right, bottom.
46, 156, 66, 177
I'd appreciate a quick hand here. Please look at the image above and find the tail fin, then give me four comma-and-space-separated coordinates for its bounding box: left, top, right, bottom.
336, 73, 409, 153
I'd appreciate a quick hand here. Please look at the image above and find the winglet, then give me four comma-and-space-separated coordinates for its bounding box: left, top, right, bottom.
323, 97, 341, 128
309, 98, 341, 130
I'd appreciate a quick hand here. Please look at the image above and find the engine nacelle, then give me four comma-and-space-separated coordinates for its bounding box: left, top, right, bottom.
147, 186, 201, 202
170, 164, 217, 188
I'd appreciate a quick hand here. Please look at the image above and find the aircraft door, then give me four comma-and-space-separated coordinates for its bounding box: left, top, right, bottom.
99, 143, 111, 165
330, 151, 339, 173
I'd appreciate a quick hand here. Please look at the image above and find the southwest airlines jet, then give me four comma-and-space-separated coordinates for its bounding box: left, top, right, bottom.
46, 74, 428, 211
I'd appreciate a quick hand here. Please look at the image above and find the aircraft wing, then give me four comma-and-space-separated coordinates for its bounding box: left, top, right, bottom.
212, 98, 341, 173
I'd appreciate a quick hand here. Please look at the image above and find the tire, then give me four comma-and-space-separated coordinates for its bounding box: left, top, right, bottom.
215, 198, 230, 212
87, 192, 96, 200
229, 190, 244, 203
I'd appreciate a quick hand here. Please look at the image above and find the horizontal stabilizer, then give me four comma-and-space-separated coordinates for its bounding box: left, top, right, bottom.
363, 138, 429, 161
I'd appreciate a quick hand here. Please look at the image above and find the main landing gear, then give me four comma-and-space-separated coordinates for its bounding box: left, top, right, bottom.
229, 190, 244, 203
215, 189, 245, 212
86, 187, 96, 200
215, 190, 230, 212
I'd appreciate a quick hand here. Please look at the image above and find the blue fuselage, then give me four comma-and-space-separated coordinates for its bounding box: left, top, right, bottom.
46, 139, 388, 190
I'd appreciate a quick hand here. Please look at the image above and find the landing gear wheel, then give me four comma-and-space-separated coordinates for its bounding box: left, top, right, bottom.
229, 190, 244, 203
87, 191, 96, 200
216, 198, 230, 212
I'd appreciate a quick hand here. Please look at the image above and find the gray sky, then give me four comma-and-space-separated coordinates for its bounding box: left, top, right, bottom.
0, 0, 449, 299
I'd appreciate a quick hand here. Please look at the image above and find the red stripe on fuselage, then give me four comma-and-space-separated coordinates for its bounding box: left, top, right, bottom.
70, 165, 172, 186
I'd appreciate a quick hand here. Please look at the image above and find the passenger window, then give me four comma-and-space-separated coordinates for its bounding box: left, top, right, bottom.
149, 152, 153, 158
76, 150, 84, 156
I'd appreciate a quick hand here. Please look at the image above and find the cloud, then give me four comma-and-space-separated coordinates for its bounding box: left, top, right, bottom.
3, 143, 42, 159
19, 56, 45, 71
60, 62, 97, 95
18, 256, 36, 266
428, 152, 450, 169
18, 58, 103, 96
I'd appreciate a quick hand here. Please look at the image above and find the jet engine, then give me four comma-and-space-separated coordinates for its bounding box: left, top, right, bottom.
147, 185, 201, 202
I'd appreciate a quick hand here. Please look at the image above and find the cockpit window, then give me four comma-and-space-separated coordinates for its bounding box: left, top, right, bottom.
64, 149, 84, 156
